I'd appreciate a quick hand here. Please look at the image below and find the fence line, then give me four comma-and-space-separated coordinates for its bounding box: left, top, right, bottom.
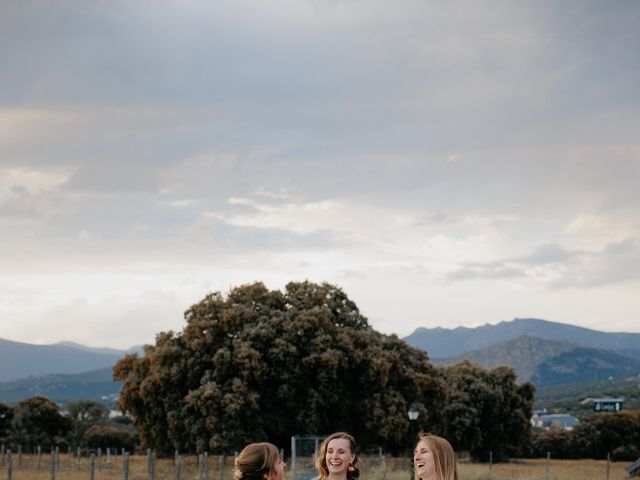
0, 444, 626, 480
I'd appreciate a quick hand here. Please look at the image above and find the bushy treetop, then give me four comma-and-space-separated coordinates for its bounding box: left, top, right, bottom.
114, 281, 444, 453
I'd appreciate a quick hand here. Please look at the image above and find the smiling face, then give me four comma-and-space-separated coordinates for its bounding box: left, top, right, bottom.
414, 439, 435, 480
325, 438, 355, 477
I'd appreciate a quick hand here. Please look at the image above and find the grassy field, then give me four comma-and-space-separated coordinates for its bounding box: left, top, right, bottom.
2, 454, 632, 480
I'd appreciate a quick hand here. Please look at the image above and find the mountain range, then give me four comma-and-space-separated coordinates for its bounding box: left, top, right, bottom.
405, 318, 640, 390
0, 337, 142, 382
404, 318, 640, 359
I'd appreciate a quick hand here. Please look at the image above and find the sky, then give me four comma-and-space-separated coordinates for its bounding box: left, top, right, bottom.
1, 0, 639, 349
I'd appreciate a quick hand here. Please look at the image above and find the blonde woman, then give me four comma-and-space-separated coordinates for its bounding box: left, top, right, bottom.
235, 442, 286, 480
315, 432, 360, 480
413, 433, 458, 480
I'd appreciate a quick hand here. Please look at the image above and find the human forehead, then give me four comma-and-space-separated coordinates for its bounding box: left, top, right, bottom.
415, 440, 431, 452
327, 438, 352, 451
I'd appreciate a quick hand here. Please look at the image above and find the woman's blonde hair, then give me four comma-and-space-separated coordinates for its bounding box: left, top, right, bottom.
414, 433, 458, 480
234, 442, 280, 480
315, 432, 360, 479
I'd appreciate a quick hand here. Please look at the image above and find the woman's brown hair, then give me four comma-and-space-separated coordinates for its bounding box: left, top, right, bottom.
234, 443, 280, 480
315, 432, 360, 479
414, 433, 458, 480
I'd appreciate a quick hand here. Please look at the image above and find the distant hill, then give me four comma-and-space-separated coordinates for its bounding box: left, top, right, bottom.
433, 335, 640, 387
434, 336, 577, 381
0, 367, 120, 406
53, 341, 143, 356
532, 346, 640, 387
404, 318, 640, 359
0, 337, 139, 382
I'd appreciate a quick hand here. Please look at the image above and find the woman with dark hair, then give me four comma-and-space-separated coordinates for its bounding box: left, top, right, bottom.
413, 433, 458, 480
314, 432, 360, 480
234, 442, 286, 480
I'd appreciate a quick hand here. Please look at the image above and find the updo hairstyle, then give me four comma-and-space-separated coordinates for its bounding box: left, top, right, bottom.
234, 442, 280, 480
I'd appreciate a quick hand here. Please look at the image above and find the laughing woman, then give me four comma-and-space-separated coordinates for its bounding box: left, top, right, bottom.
315, 432, 360, 480
413, 433, 458, 480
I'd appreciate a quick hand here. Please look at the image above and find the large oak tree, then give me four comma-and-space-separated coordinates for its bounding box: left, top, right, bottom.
114, 281, 444, 453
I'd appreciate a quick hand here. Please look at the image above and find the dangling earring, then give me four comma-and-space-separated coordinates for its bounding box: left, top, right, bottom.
347, 465, 355, 473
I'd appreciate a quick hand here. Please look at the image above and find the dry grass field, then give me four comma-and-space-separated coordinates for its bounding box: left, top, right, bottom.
2, 454, 633, 480
371, 456, 630, 480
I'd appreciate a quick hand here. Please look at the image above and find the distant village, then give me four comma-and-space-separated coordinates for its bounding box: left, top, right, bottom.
531, 396, 625, 430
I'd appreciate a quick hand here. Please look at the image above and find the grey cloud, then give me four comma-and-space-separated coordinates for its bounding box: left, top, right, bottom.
0, 186, 43, 219
447, 238, 640, 288
0, 185, 69, 223
63, 163, 162, 194
446, 264, 525, 282
2, 1, 638, 150
556, 238, 640, 288
520, 244, 576, 265
2, 0, 639, 218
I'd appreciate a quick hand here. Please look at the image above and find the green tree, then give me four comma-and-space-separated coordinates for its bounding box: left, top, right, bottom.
532, 428, 573, 458
11, 396, 72, 449
114, 281, 444, 453
571, 411, 640, 460
84, 425, 136, 451
438, 361, 535, 461
65, 400, 110, 448
0, 402, 13, 443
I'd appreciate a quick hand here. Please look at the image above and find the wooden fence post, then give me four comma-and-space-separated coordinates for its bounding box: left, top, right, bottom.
55, 446, 59, 472
219, 455, 225, 480
89, 453, 96, 480
107, 447, 111, 465
545, 451, 550, 480
123, 452, 130, 480
37, 445, 42, 469
49, 449, 56, 480
0, 444, 4, 468
175, 454, 181, 480
606, 452, 611, 480
204, 452, 209, 480
16, 446, 21, 469
149, 452, 156, 480
77, 447, 81, 470
5, 449, 11, 480
98, 447, 102, 470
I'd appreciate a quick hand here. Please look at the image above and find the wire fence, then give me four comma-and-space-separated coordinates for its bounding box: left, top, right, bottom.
0, 444, 631, 480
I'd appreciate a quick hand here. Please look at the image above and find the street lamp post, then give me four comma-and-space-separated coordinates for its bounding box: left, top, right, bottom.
408, 404, 420, 480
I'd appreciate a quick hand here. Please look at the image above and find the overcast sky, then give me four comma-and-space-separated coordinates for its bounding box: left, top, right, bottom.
1, 0, 639, 349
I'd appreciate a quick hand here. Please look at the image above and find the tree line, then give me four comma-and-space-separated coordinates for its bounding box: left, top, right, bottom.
0, 397, 136, 451
532, 411, 640, 461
